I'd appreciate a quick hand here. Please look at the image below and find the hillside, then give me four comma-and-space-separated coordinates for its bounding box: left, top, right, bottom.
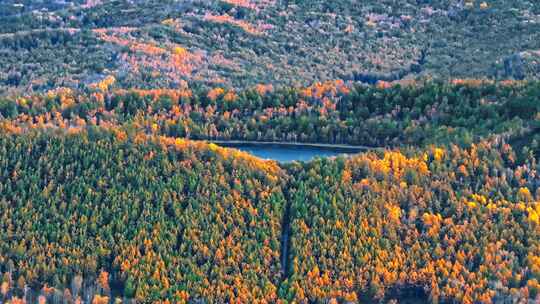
0, 82, 538, 303
1, 0, 540, 94
284, 143, 539, 303
1, 80, 539, 157
0, 126, 539, 303
0, 128, 287, 303
0, 1, 540, 303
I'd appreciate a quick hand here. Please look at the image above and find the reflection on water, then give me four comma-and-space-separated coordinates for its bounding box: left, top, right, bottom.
217, 143, 361, 163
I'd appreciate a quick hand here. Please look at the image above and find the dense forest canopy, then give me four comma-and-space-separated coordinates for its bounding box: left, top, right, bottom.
1, 1, 540, 304
0, 126, 539, 303
0, 80, 539, 303
1, 0, 540, 95
0, 129, 286, 303
0, 80, 539, 157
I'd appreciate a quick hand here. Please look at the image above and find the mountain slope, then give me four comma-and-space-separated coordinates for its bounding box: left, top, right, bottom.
1, 0, 540, 94
0, 129, 286, 302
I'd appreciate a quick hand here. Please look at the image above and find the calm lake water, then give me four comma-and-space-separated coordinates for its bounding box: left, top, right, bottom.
215, 142, 364, 163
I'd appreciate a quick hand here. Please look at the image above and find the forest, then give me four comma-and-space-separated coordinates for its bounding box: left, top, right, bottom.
0, 80, 538, 156
1, 0, 540, 95
1, 0, 540, 303
0, 80, 539, 303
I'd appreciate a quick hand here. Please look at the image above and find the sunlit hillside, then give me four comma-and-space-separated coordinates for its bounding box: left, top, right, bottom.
0, 1, 539, 303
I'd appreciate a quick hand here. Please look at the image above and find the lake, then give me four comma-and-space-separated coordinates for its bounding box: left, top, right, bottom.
212, 141, 370, 163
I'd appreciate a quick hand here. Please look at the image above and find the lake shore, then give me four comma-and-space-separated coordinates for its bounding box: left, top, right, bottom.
208, 140, 383, 152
